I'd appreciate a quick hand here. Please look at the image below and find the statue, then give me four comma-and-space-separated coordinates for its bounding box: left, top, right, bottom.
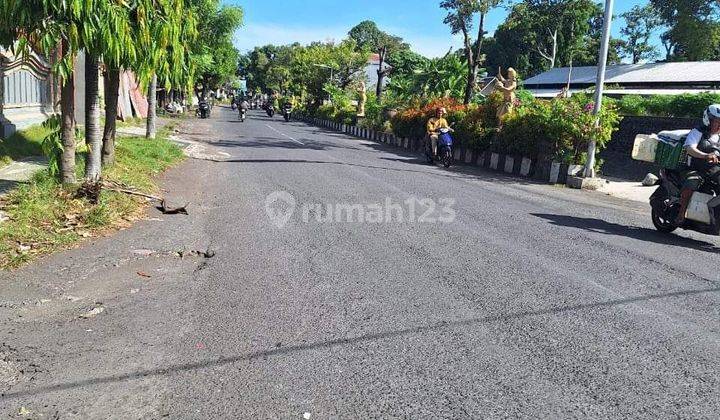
356, 80, 366, 118
495, 67, 518, 122
556, 86, 570, 99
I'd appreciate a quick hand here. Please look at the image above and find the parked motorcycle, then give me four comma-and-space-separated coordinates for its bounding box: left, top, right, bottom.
650, 156, 720, 235
282, 104, 292, 122
196, 101, 211, 119
426, 128, 454, 168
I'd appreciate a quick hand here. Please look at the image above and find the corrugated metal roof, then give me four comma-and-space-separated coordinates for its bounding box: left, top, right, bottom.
524, 62, 720, 86
528, 88, 720, 98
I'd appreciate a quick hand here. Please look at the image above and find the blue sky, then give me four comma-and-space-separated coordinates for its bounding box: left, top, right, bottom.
226, 0, 657, 60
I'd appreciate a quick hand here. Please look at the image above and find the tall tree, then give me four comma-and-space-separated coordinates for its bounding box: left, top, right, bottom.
136, 0, 200, 139
650, 0, 720, 61
82, 1, 135, 180
483, 0, 621, 77
387, 49, 431, 79
440, 0, 503, 105
620, 4, 661, 64
290, 40, 369, 106
348, 20, 408, 101
190, 0, 244, 98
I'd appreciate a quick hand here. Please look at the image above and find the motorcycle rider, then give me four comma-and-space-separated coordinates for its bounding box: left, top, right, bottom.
675, 104, 720, 225
239, 96, 250, 117
426, 107, 450, 157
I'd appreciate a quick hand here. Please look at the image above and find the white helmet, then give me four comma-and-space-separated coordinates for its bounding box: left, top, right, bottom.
703, 104, 720, 126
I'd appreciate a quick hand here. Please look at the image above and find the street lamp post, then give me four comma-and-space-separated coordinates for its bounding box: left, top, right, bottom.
584, 0, 614, 178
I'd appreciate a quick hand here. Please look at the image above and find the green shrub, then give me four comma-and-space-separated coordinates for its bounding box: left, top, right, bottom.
455, 106, 490, 150
390, 98, 468, 140
616, 92, 720, 118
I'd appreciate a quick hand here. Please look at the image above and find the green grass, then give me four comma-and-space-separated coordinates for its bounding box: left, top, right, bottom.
0, 133, 185, 269
116, 117, 145, 128
0, 125, 50, 168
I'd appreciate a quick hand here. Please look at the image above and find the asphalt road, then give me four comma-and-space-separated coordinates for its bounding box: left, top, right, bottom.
1, 106, 719, 419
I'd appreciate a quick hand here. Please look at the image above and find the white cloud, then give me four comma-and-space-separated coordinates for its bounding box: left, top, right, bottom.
234, 22, 464, 59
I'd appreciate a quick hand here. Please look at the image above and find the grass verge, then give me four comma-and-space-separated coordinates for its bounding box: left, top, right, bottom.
0, 133, 184, 269
0, 125, 50, 168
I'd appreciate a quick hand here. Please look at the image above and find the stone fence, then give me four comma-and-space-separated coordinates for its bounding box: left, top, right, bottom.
296, 114, 576, 186
298, 113, 706, 183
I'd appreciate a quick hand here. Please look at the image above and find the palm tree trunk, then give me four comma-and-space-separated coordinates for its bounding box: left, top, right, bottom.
146, 73, 157, 139
84, 54, 102, 182
102, 68, 120, 165
60, 58, 76, 185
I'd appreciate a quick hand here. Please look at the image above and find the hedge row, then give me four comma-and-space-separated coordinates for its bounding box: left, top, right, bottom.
613, 92, 720, 118
389, 93, 621, 166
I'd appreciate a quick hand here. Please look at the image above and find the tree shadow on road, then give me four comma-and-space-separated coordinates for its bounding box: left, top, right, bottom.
218, 158, 532, 184
210, 139, 329, 151
532, 213, 720, 254
4, 283, 719, 400
218, 158, 449, 177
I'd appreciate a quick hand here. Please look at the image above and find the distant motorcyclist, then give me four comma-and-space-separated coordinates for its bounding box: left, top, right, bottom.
238, 97, 250, 119
426, 107, 450, 157
675, 104, 720, 225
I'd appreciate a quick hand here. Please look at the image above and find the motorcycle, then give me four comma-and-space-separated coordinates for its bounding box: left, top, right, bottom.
282, 104, 292, 122
196, 101, 211, 119
266, 104, 275, 118
239, 108, 247, 122
650, 153, 720, 235
426, 128, 454, 168
231, 100, 237, 111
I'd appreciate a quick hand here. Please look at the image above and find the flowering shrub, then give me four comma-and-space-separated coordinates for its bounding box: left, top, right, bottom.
454, 106, 493, 150
497, 93, 621, 163
391, 93, 621, 166
390, 98, 468, 140
305, 86, 622, 168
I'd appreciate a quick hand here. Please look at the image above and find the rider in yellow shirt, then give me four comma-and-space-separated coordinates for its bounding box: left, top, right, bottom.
427, 107, 450, 157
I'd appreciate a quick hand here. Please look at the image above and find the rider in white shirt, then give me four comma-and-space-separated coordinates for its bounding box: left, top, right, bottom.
676, 105, 720, 225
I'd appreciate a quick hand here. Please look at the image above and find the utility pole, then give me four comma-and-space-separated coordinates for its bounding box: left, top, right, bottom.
584, 0, 614, 178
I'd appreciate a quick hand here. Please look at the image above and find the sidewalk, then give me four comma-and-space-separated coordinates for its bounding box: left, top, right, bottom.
597, 177, 655, 204
0, 157, 47, 196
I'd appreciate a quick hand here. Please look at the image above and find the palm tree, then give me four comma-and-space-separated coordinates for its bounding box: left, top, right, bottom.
84, 1, 135, 180
134, 0, 197, 140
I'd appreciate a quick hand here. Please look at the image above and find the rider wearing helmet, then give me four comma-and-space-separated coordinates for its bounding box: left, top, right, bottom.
427, 107, 449, 157
676, 105, 720, 225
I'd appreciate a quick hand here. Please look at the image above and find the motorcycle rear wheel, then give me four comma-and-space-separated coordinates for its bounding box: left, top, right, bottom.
443, 150, 452, 168
651, 208, 677, 233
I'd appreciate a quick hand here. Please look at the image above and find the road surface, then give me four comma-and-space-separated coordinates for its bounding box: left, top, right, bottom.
1, 107, 719, 419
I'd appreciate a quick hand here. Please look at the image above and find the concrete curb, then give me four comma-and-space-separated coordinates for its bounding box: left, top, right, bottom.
295, 115, 574, 184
